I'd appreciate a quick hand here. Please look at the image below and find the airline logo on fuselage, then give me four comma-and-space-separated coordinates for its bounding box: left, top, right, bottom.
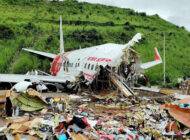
87, 57, 112, 63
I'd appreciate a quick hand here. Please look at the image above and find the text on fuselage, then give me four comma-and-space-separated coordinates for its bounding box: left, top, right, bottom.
87, 57, 112, 62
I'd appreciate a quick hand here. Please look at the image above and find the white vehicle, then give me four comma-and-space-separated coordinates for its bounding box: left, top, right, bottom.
0, 16, 162, 93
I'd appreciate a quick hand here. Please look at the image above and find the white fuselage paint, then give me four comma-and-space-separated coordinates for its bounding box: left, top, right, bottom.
56, 43, 126, 82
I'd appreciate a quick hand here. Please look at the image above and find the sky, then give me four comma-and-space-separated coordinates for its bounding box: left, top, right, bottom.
78, 0, 190, 31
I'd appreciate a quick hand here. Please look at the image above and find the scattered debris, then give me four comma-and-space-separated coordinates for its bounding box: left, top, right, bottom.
0, 88, 189, 140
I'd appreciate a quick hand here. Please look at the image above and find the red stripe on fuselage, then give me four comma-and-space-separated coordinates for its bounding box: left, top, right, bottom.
83, 72, 94, 81
50, 56, 63, 76
83, 72, 93, 78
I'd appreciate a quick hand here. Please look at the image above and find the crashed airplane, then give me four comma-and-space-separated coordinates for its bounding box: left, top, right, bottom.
0, 16, 162, 95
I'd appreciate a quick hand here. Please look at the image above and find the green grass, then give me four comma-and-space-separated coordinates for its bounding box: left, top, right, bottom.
0, 0, 190, 87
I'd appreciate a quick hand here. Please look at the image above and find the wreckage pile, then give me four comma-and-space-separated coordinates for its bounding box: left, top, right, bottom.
0, 89, 190, 140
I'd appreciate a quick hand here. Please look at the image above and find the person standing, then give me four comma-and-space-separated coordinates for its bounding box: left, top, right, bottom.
49, 98, 55, 112
180, 77, 188, 94
187, 79, 190, 95
56, 101, 63, 113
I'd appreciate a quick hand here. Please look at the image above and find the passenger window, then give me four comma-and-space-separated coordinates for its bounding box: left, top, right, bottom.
75, 63, 77, 68
78, 63, 80, 67
84, 63, 87, 68
63, 62, 66, 71
91, 64, 94, 70
88, 64, 91, 69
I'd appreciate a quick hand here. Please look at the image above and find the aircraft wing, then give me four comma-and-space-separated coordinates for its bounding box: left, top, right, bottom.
141, 48, 162, 69
0, 74, 75, 83
22, 48, 57, 59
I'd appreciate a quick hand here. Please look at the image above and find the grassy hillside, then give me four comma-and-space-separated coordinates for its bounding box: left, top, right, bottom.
0, 0, 190, 87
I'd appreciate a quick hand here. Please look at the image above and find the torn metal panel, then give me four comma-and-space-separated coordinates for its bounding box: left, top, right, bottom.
27, 89, 48, 104
168, 107, 190, 128
160, 104, 190, 128
110, 75, 133, 97
12, 81, 32, 92
13, 90, 48, 111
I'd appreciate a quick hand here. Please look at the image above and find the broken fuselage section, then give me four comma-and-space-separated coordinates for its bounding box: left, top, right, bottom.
51, 34, 144, 95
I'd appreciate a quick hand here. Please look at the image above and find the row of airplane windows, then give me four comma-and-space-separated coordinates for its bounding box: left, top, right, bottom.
63, 62, 96, 71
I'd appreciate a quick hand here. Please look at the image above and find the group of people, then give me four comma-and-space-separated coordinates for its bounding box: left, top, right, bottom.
179, 77, 190, 95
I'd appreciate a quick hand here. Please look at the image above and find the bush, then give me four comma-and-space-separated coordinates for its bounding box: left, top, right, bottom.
104, 21, 115, 26
24, 22, 36, 30
181, 26, 185, 30
139, 12, 146, 16
128, 10, 135, 15
75, 20, 82, 25
116, 17, 120, 20
124, 22, 130, 26
68, 29, 103, 44
110, 9, 115, 14
124, 25, 135, 31
0, 25, 14, 39
4, 0, 44, 5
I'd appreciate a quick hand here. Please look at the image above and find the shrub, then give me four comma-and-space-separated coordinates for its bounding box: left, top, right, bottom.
0, 25, 14, 39
124, 22, 130, 26
104, 21, 115, 26
75, 20, 82, 25
116, 17, 120, 20
128, 10, 135, 15
151, 27, 157, 31
24, 22, 36, 30
139, 12, 146, 16
68, 29, 103, 44
181, 26, 185, 30
110, 9, 115, 14
124, 25, 135, 31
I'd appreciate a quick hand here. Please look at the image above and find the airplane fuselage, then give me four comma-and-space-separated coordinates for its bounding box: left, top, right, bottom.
50, 43, 128, 82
